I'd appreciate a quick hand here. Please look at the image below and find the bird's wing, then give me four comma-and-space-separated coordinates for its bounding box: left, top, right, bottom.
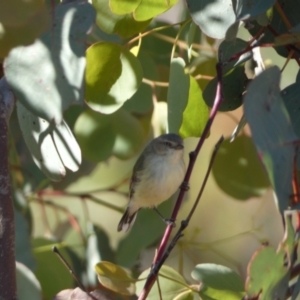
129, 152, 146, 199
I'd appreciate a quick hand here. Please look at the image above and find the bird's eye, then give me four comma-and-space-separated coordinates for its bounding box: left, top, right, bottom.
164, 141, 172, 147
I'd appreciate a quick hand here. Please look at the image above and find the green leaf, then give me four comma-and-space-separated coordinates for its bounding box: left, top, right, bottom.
282, 82, 300, 170
167, 58, 189, 134
15, 210, 36, 271
203, 39, 251, 111
74, 109, 146, 162
203, 65, 247, 111
192, 263, 245, 300
186, 0, 275, 39
4, 2, 95, 123
17, 102, 81, 181
16, 262, 42, 300
179, 76, 209, 138
246, 213, 297, 300
245, 244, 290, 300
212, 136, 270, 200
136, 265, 193, 300
17, 102, 65, 181
110, 0, 179, 20
140, 20, 177, 66
85, 42, 122, 108
93, 0, 151, 38
134, 0, 179, 21
244, 66, 298, 213
95, 261, 136, 295
186, 0, 236, 39
32, 239, 74, 299
85, 42, 143, 114
110, 0, 140, 14
218, 39, 252, 72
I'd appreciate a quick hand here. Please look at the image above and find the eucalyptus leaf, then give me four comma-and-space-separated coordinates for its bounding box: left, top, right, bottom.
134, 0, 179, 21
5, 1, 95, 123
136, 265, 193, 300
167, 58, 189, 134
244, 66, 297, 213
186, 0, 275, 39
85, 42, 143, 114
94, 0, 151, 38
17, 102, 81, 181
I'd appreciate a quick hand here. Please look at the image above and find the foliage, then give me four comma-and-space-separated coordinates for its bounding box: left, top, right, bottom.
1, 0, 300, 299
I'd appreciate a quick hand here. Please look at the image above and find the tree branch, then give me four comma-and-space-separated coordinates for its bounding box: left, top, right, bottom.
0, 77, 16, 299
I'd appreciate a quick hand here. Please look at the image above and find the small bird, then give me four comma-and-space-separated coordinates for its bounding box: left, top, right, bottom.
117, 133, 186, 232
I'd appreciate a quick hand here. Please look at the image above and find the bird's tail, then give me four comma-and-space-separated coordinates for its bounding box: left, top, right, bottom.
117, 208, 138, 232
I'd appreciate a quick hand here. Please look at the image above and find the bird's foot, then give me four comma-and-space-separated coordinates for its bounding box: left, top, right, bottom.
153, 207, 176, 227
164, 218, 176, 227
180, 182, 190, 191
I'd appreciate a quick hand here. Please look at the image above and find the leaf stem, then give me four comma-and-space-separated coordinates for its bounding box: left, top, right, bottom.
125, 19, 192, 48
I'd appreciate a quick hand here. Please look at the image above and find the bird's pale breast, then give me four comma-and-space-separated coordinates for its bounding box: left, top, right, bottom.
129, 150, 185, 211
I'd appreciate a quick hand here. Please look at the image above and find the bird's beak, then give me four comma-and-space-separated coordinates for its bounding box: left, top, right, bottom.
175, 144, 184, 150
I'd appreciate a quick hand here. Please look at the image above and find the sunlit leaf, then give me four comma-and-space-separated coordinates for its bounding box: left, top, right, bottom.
95, 261, 135, 295
110, 0, 140, 14
94, 0, 151, 38
179, 76, 209, 138
86, 42, 143, 114
4, 2, 95, 123
186, 0, 275, 39
135, 0, 178, 21
136, 265, 193, 300
17, 102, 81, 181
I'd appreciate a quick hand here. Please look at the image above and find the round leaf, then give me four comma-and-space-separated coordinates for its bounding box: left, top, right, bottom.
136, 265, 193, 300
74, 109, 146, 162
85, 42, 122, 110
94, 0, 151, 38
86, 43, 143, 114
110, 0, 139, 14
179, 76, 209, 138
212, 135, 270, 200
95, 261, 135, 295
186, 0, 236, 39
4, 2, 95, 122
134, 0, 179, 21
192, 263, 245, 300
203, 65, 247, 111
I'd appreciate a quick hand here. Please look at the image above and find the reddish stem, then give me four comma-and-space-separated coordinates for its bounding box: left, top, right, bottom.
138, 62, 224, 300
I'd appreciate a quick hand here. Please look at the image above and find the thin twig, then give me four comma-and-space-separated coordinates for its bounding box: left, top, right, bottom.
52, 246, 99, 300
